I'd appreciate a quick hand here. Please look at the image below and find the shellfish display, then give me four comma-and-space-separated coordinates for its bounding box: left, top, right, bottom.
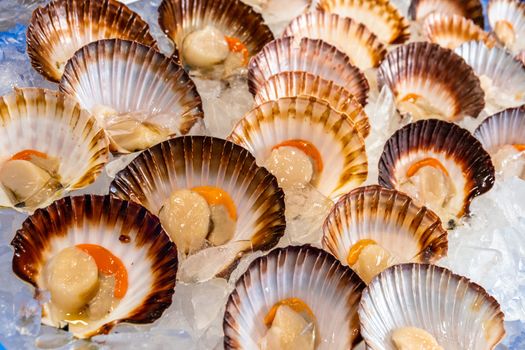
11, 195, 178, 338
223, 245, 366, 349
59, 38, 204, 153
488, 0, 525, 53
408, 0, 485, 28
323, 185, 448, 283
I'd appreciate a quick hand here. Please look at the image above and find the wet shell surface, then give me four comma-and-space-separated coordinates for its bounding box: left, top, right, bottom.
110, 136, 285, 276
488, 0, 525, 52
423, 13, 495, 49
158, 0, 274, 64
409, 0, 484, 28
254, 72, 370, 137
378, 119, 495, 223
223, 245, 366, 349
27, 0, 157, 82
228, 96, 368, 199
248, 37, 367, 97
323, 185, 448, 270
11, 195, 178, 339
282, 12, 387, 70
59, 39, 204, 153
474, 107, 525, 152
378, 42, 485, 121
359, 263, 505, 350
317, 0, 410, 44
0, 88, 109, 213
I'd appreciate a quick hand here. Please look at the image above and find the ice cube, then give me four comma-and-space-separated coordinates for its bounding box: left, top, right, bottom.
0, 2, 45, 31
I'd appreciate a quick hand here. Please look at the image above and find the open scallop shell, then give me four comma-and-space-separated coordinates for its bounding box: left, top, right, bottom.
11, 195, 178, 339
474, 107, 525, 152
0, 88, 109, 213
423, 13, 495, 49
408, 0, 484, 28
378, 42, 485, 121
488, 0, 525, 53
378, 119, 495, 224
282, 12, 387, 70
110, 136, 285, 277
359, 263, 505, 350
248, 37, 367, 97
59, 39, 203, 153
323, 185, 448, 270
223, 245, 366, 349
229, 96, 368, 199
27, 0, 157, 82
158, 0, 274, 65
316, 0, 410, 44
254, 72, 370, 137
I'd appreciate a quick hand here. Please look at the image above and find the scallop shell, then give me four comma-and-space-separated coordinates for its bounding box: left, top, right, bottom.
59, 39, 204, 153
223, 245, 366, 349
316, 0, 410, 44
408, 0, 484, 28
488, 0, 525, 52
11, 195, 178, 339
378, 119, 495, 222
423, 13, 495, 49
517, 50, 525, 65
110, 136, 285, 276
248, 37, 368, 97
359, 263, 505, 350
228, 96, 368, 199
254, 72, 370, 137
0, 88, 109, 213
378, 42, 485, 121
474, 107, 525, 152
282, 12, 387, 70
27, 0, 157, 82
323, 185, 448, 269
158, 0, 274, 64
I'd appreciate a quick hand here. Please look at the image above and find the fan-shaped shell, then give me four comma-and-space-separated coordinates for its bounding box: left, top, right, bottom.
474, 107, 525, 152
423, 13, 495, 49
378, 42, 485, 121
323, 185, 448, 269
248, 37, 367, 97
59, 39, 203, 153
229, 96, 368, 199
0, 88, 109, 213
488, 0, 525, 53
359, 263, 505, 350
11, 195, 178, 339
282, 12, 386, 70
317, 0, 410, 44
27, 0, 157, 82
409, 0, 484, 28
378, 119, 495, 223
223, 245, 366, 349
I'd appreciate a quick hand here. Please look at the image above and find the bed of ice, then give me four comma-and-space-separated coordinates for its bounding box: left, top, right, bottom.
0, 0, 524, 349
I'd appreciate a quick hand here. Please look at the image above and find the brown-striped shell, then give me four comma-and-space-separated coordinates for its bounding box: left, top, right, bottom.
378, 42, 485, 121
27, 0, 157, 82
282, 12, 387, 70
378, 119, 495, 224
317, 0, 410, 44
11, 195, 178, 339
474, 107, 525, 152
409, 0, 484, 28
488, 0, 525, 53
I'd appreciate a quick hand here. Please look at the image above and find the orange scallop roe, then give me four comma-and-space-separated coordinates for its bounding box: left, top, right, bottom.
272, 139, 323, 173
514, 144, 525, 152
264, 298, 316, 327
76, 244, 128, 299
399, 93, 421, 103
406, 158, 450, 178
192, 186, 237, 220
11, 149, 48, 161
347, 239, 377, 266
224, 36, 249, 65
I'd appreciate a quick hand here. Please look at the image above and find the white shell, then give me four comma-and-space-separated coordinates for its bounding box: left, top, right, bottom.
359, 263, 506, 350
474, 107, 525, 152
223, 245, 366, 349
488, 0, 525, 53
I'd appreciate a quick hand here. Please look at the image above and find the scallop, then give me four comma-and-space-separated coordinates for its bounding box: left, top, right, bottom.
11, 195, 178, 339
409, 0, 484, 28
488, 0, 525, 53
223, 245, 366, 349
26, 0, 157, 82
59, 39, 204, 153
378, 119, 495, 226
359, 263, 505, 349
